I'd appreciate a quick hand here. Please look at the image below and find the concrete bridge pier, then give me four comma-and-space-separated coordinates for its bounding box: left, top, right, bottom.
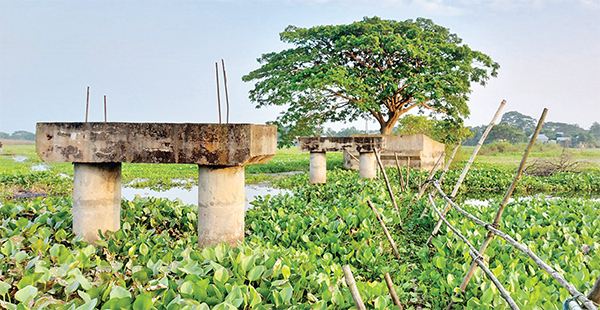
72, 163, 122, 242
197, 166, 245, 247
309, 152, 327, 184
358, 152, 377, 179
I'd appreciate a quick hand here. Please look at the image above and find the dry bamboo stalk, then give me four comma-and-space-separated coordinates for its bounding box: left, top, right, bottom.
221, 59, 230, 124
348, 151, 360, 163
406, 157, 410, 189
569, 299, 585, 310
418, 152, 445, 197
342, 265, 367, 310
85, 86, 90, 122
430, 181, 598, 310
395, 153, 406, 191
384, 273, 404, 309
419, 142, 461, 219
459, 108, 547, 294
428, 195, 520, 310
374, 149, 400, 217
427, 100, 506, 245
589, 276, 600, 304
367, 200, 401, 258
215, 62, 222, 124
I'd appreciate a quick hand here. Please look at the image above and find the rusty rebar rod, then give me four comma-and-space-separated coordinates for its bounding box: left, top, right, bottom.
104, 95, 107, 122
221, 59, 230, 124
215, 62, 222, 124
85, 86, 90, 122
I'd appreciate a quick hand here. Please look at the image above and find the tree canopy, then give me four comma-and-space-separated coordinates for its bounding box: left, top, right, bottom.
243, 16, 499, 145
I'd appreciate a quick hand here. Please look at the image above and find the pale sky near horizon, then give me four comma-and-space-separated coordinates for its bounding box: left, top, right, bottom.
1, 0, 599, 134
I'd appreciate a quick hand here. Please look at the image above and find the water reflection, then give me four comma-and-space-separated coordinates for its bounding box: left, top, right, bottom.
121, 184, 291, 210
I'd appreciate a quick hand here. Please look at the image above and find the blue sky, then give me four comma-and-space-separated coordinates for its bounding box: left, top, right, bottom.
1, 0, 599, 134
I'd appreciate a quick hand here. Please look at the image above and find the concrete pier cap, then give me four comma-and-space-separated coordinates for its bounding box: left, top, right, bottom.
297, 136, 385, 183
36, 122, 277, 247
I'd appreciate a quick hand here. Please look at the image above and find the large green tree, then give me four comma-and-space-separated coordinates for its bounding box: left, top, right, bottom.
243, 17, 499, 145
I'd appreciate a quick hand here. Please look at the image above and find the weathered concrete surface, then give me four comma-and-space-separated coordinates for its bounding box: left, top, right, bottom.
73, 163, 121, 242
36, 123, 276, 166
198, 166, 245, 248
344, 134, 445, 171
359, 152, 377, 179
298, 137, 385, 153
309, 152, 327, 184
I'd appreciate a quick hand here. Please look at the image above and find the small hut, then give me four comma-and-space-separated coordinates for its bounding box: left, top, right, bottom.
343, 134, 445, 171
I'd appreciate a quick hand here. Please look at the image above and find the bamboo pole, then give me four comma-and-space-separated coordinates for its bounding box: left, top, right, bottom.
418, 152, 445, 197
384, 273, 404, 309
419, 141, 461, 219
589, 276, 600, 304
374, 148, 400, 218
426, 100, 506, 245
85, 86, 90, 122
215, 62, 222, 124
395, 153, 406, 191
221, 59, 230, 124
406, 157, 410, 189
367, 200, 401, 258
342, 265, 367, 310
428, 195, 520, 310
430, 181, 598, 310
458, 108, 547, 293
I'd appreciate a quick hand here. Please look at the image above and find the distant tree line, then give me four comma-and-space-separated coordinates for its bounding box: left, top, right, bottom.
323, 110, 599, 149
0, 131, 36, 140
464, 111, 600, 148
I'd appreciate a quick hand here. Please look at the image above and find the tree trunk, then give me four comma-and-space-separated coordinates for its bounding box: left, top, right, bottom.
380, 120, 396, 134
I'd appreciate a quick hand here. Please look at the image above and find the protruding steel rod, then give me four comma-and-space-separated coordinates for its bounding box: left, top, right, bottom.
104, 95, 107, 122
215, 62, 222, 124
221, 59, 230, 124
85, 86, 90, 122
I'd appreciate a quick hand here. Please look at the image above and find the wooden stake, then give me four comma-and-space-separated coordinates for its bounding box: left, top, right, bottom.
395, 153, 406, 191
104, 95, 107, 122
458, 108, 547, 293
406, 157, 410, 189
215, 62, 222, 124
342, 265, 367, 310
85, 86, 90, 122
221, 59, 230, 124
374, 149, 401, 219
384, 273, 404, 309
367, 200, 401, 258
427, 100, 506, 245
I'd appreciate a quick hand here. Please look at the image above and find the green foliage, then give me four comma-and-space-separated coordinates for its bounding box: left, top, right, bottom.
243, 16, 499, 145
394, 114, 473, 146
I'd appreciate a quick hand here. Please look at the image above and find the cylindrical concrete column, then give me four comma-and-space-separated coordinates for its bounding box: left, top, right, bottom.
359, 152, 377, 179
198, 165, 245, 248
73, 163, 121, 243
309, 152, 327, 184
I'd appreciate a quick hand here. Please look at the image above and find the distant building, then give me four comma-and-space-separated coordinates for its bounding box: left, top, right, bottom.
556, 136, 571, 147
534, 134, 549, 143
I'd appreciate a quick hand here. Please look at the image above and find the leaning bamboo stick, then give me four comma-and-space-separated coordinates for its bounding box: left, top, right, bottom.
428, 195, 520, 310
427, 100, 506, 245
384, 273, 404, 309
430, 181, 598, 310
343, 265, 367, 310
367, 200, 401, 258
419, 141, 461, 219
85, 86, 90, 122
418, 152, 445, 198
215, 62, 222, 124
458, 108, 547, 294
374, 149, 401, 218
395, 153, 406, 191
